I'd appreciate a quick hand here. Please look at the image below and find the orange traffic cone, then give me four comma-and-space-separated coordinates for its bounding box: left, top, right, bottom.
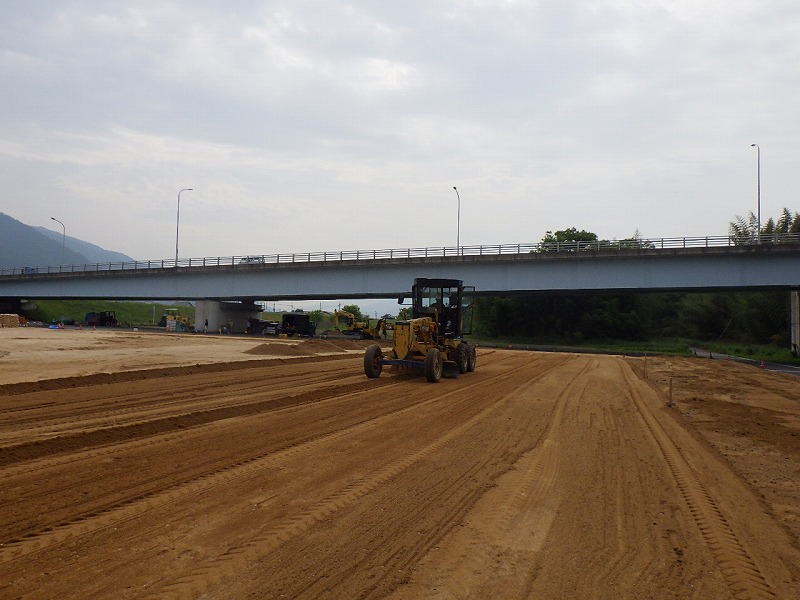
759, 360, 765, 369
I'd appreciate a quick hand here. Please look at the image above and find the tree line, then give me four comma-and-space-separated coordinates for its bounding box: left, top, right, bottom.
473, 210, 800, 348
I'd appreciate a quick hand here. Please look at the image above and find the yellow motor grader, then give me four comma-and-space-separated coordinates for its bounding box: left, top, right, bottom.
364, 278, 476, 382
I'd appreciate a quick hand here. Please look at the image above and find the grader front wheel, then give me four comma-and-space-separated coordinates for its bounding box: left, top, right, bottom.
425, 348, 443, 382
364, 344, 383, 378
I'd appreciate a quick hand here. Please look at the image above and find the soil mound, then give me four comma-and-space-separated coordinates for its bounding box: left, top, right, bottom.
300, 339, 350, 353
244, 343, 308, 356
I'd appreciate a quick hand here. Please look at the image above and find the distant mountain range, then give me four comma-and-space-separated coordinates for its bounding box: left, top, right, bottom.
0, 212, 134, 269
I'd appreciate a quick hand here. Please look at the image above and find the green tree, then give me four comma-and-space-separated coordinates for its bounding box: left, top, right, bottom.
540, 228, 598, 251
341, 304, 363, 319
618, 229, 655, 249
729, 208, 800, 244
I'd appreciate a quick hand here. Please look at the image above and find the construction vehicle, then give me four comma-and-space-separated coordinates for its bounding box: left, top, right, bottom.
278, 313, 316, 337
332, 310, 387, 339
159, 308, 192, 332
246, 313, 316, 337
364, 278, 476, 382
247, 317, 281, 335
84, 310, 118, 327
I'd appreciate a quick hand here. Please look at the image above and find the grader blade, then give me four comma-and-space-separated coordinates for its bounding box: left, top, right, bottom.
442, 361, 460, 378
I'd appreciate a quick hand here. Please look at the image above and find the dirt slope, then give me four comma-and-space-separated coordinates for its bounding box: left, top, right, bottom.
0, 330, 798, 598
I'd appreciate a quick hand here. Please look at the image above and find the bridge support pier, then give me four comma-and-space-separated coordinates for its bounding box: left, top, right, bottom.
792, 290, 799, 356
195, 300, 262, 334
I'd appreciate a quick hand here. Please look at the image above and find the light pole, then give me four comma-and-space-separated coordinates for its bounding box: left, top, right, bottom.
50, 217, 65, 264
452, 186, 461, 255
175, 188, 193, 266
751, 144, 760, 242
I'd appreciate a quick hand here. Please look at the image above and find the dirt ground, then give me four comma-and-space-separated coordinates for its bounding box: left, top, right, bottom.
0, 328, 798, 599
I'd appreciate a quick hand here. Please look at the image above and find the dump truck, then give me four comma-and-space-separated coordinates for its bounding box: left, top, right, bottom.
247, 313, 315, 337
364, 278, 476, 382
247, 318, 281, 335
278, 313, 316, 337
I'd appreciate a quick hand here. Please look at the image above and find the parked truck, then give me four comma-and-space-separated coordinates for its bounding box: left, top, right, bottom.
84, 311, 118, 327
248, 313, 316, 337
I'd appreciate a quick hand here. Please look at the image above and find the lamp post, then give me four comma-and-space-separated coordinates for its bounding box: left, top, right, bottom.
452, 186, 461, 255
50, 217, 65, 264
175, 188, 193, 266
751, 144, 760, 242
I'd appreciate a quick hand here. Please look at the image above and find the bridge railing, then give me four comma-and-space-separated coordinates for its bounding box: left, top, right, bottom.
4, 233, 800, 276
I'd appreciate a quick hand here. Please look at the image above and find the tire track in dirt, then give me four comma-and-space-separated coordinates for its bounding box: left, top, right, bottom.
0, 353, 357, 396
342, 357, 582, 600
150, 354, 570, 600
0, 361, 364, 447
618, 360, 776, 600
0, 382, 414, 563
0, 373, 379, 467
0, 374, 406, 545
385, 355, 594, 599
0, 351, 526, 568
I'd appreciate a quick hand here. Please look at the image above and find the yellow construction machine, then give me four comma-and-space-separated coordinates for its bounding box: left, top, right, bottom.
364, 278, 476, 382
333, 310, 387, 340
159, 308, 193, 332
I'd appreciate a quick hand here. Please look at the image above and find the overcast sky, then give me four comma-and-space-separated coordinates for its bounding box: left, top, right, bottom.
2, 1, 798, 266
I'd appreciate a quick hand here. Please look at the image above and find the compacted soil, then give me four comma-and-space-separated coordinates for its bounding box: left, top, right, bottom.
0, 328, 798, 599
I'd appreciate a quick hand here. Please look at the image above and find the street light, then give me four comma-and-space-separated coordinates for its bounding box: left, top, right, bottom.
175, 188, 193, 266
453, 186, 461, 255
751, 144, 760, 242
50, 217, 65, 264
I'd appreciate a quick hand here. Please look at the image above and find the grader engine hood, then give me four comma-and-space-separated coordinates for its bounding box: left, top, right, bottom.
392, 317, 436, 360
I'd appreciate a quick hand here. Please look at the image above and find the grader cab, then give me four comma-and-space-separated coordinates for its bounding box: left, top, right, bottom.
364, 278, 476, 382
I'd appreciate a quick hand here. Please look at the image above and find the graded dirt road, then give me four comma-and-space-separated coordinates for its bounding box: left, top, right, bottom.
0, 329, 798, 599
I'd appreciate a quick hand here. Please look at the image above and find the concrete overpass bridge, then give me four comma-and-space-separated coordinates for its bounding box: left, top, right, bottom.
2, 234, 799, 346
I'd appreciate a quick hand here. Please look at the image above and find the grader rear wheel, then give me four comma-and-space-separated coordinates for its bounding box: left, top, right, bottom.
364, 344, 383, 378
424, 348, 443, 383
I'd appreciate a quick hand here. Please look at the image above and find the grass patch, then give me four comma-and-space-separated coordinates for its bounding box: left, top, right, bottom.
471, 336, 695, 356
471, 334, 799, 365
691, 340, 800, 365
27, 300, 195, 327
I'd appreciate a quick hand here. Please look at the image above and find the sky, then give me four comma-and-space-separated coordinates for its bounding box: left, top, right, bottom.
1, 1, 799, 270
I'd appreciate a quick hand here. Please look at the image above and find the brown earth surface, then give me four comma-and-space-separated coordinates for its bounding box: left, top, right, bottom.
0, 328, 798, 599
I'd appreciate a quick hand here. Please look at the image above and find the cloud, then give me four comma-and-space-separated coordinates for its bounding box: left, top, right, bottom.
0, 1, 798, 264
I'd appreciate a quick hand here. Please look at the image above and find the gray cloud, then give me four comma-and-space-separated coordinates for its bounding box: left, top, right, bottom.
1, 1, 798, 261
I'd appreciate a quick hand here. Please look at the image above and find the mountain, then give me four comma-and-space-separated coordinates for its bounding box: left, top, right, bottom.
35, 225, 133, 264
0, 213, 135, 269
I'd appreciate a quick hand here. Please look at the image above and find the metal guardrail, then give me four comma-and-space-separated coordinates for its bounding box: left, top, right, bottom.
3, 233, 800, 277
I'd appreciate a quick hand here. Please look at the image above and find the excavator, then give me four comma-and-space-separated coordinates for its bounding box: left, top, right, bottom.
332, 310, 387, 340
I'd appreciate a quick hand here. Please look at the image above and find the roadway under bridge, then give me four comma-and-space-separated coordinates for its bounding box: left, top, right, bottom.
1, 238, 799, 347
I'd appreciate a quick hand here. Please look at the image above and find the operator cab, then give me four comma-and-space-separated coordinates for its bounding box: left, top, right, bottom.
409, 278, 474, 338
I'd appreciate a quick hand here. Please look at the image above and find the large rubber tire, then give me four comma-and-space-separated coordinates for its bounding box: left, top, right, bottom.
455, 343, 469, 374
425, 348, 443, 383
364, 344, 383, 378
466, 344, 477, 372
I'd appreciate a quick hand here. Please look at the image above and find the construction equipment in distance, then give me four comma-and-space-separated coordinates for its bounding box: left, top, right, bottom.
84, 310, 118, 327
247, 313, 316, 337
159, 308, 192, 332
332, 310, 387, 339
364, 278, 476, 383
